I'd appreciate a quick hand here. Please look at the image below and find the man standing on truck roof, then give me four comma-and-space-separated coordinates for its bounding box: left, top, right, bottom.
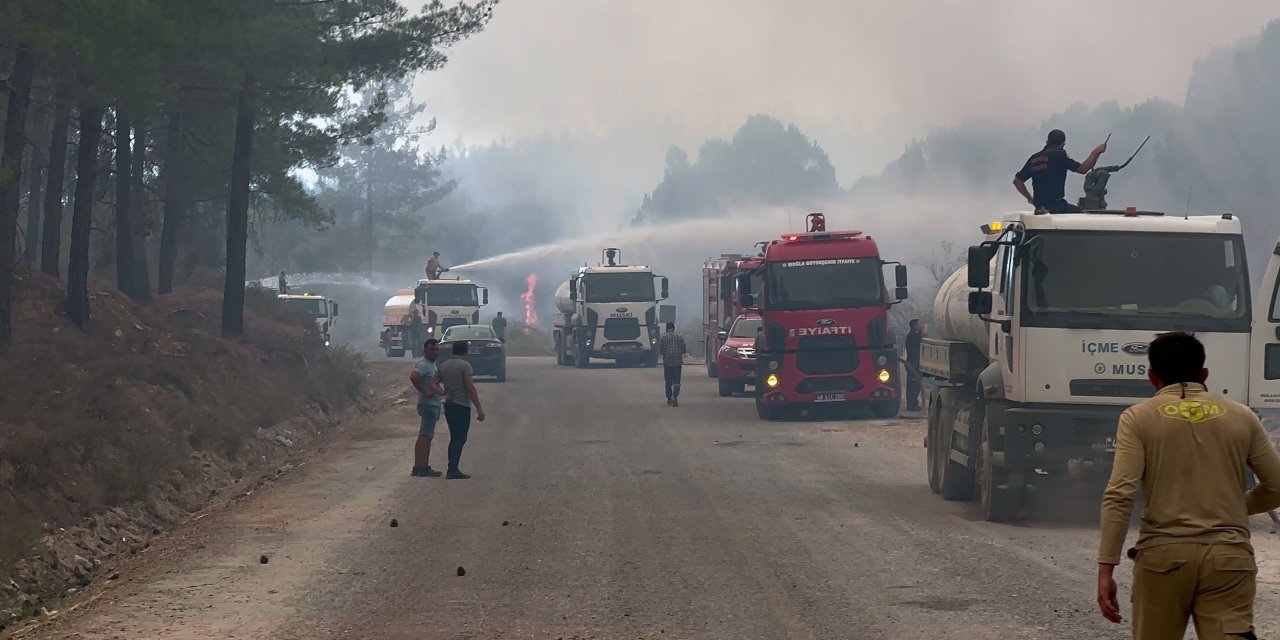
491, 312, 507, 342
904, 319, 924, 413
408, 339, 446, 478
278, 270, 288, 295
426, 252, 448, 280
1014, 129, 1107, 213
1096, 332, 1280, 639
659, 322, 687, 407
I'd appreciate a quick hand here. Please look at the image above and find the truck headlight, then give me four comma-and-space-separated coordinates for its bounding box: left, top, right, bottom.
765, 373, 780, 388
877, 369, 891, 383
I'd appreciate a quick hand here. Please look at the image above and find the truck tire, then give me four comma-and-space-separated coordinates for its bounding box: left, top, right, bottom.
976, 421, 1020, 522
718, 379, 734, 397
926, 392, 944, 494
645, 350, 659, 368
937, 389, 975, 501
870, 394, 900, 419
707, 345, 718, 378
574, 344, 590, 369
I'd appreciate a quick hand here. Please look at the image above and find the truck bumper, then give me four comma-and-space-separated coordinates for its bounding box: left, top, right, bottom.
717, 357, 755, 382
757, 347, 899, 406
991, 403, 1122, 480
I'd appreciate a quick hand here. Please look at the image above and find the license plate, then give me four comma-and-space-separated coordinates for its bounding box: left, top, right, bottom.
814, 392, 844, 403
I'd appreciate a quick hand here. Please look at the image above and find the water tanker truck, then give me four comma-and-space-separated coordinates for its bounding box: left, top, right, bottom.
380, 278, 488, 357
922, 208, 1280, 522
553, 248, 668, 368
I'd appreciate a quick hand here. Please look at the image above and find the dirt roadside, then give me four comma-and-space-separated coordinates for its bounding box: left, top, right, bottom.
1, 359, 408, 639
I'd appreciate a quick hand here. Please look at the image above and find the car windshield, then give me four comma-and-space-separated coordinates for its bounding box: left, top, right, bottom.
1021, 231, 1250, 331
730, 317, 761, 338
426, 284, 479, 307
765, 259, 884, 311
443, 326, 497, 342
282, 298, 326, 317
584, 272, 654, 303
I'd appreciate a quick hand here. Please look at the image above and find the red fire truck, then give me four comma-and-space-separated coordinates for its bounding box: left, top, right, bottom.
737, 213, 908, 420
702, 254, 762, 377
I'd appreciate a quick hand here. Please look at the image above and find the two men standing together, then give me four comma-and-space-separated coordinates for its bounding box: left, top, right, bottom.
409, 338, 486, 480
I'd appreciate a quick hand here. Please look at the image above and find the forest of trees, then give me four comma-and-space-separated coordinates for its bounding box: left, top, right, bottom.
0, 0, 493, 348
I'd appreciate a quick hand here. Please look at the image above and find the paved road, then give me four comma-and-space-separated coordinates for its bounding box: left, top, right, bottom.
18, 358, 1280, 639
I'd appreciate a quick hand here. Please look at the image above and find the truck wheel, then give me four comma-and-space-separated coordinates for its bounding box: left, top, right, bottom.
926, 394, 943, 494
870, 395, 900, 419
707, 346, 718, 378
645, 350, 659, 368
574, 345, 589, 369
718, 379, 734, 397
937, 389, 975, 501
976, 421, 1019, 522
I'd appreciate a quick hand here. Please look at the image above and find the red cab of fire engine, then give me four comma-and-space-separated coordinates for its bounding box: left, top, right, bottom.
739, 213, 908, 420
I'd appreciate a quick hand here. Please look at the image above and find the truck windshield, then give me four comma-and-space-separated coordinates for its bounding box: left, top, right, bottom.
426, 285, 479, 307
1021, 231, 1249, 332
283, 298, 327, 317
765, 259, 884, 311
730, 317, 761, 338
584, 272, 654, 302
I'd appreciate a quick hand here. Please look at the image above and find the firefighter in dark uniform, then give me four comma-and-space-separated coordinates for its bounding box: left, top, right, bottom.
1014, 129, 1107, 213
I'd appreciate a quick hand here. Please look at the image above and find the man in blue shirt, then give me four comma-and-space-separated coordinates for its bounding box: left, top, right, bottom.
1014, 129, 1107, 213
409, 339, 446, 477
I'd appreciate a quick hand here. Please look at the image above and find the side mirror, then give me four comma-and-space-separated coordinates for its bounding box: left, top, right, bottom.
331, 302, 339, 316
719, 275, 733, 301
482, 288, 489, 305
967, 245, 994, 289
895, 287, 908, 301
740, 293, 755, 308
569, 278, 578, 302
717, 329, 728, 342
660, 277, 669, 300
968, 291, 993, 315
895, 264, 908, 288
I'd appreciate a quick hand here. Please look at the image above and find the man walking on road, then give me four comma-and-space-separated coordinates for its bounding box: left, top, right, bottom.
904, 319, 924, 412
1096, 332, 1280, 639
408, 339, 446, 477
491, 312, 507, 342
659, 322, 686, 407
435, 341, 486, 479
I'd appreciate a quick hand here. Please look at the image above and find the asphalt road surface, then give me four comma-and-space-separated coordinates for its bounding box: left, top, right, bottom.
16, 358, 1280, 639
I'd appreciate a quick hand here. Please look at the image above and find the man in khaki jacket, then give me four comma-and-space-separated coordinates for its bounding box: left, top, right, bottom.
1097, 332, 1280, 639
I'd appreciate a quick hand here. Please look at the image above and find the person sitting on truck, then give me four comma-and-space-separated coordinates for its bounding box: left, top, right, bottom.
1095, 332, 1280, 639
1014, 129, 1107, 213
278, 270, 289, 295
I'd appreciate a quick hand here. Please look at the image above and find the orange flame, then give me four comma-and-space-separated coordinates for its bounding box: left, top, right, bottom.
521, 274, 538, 328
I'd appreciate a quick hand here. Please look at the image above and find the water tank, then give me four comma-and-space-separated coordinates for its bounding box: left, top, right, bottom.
932, 262, 995, 358
383, 289, 416, 323
554, 280, 575, 315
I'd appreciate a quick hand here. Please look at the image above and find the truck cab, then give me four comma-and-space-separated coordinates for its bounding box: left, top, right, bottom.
922, 208, 1280, 521
739, 213, 909, 420
413, 278, 488, 339
278, 293, 338, 346
554, 251, 669, 368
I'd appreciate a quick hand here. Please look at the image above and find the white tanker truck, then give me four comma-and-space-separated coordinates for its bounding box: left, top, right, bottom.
552, 248, 668, 368
921, 208, 1280, 522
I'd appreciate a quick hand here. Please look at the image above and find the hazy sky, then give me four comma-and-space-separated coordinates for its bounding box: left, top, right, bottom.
413, 0, 1279, 180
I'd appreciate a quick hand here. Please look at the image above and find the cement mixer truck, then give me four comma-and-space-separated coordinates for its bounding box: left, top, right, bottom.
920, 208, 1280, 522
553, 248, 668, 368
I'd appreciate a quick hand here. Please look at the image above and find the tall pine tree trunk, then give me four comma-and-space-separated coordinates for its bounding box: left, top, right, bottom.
0, 41, 35, 347
24, 132, 44, 265
158, 110, 183, 295
114, 112, 137, 299
222, 82, 255, 338
41, 91, 71, 277
67, 106, 103, 328
130, 124, 151, 302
